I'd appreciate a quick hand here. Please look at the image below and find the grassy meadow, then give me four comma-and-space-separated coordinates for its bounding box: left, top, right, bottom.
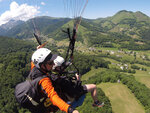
98, 83, 145, 113
81, 47, 150, 113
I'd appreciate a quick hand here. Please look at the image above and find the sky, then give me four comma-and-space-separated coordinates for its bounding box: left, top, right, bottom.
0, 0, 150, 26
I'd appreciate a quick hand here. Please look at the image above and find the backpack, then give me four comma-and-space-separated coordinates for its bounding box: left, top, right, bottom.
15, 77, 44, 109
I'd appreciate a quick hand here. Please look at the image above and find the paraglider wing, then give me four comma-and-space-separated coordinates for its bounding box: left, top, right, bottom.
34, 33, 42, 45
61, 0, 88, 74
63, 0, 88, 61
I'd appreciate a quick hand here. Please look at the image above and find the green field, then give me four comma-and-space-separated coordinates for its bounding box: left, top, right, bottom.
133, 69, 150, 88
98, 83, 145, 113
101, 48, 150, 89
81, 67, 106, 80
80, 47, 150, 113
82, 68, 145, 113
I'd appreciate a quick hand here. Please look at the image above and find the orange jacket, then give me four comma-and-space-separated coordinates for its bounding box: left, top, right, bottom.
31, 62, 35, 70
30, 62, 70, 112
39, 77, 70, 112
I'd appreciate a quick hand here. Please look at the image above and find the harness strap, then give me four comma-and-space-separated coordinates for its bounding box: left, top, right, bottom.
25, 93, 39, 106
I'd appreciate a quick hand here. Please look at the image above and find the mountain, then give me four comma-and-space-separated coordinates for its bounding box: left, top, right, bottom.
1, 10, 150, 45
89, 10, 150, 39
108, 10, 150, 24
93, 10, 150, 24
0, 20, 24, 35
0, 27, 5, 35
0, 19, 24, 30
0, 16, 70, 39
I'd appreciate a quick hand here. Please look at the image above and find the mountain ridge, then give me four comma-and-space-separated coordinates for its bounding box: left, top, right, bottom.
0, 10, 150, 43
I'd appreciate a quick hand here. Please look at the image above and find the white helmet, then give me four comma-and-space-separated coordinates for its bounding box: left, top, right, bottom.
32, 48, 57, 68
53, 56, 65, 70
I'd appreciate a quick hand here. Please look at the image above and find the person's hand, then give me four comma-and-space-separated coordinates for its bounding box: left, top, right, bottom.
73, 110, 79, 113
75, 73, 80, 81
36, 45, 41, 49
36, 42, 48, 49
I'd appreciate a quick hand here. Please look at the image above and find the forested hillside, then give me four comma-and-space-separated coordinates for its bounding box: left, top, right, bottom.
1, 10, 150, 113
1, 35, 150, 112
0, 36, 112, 113
0, 36, 35, 112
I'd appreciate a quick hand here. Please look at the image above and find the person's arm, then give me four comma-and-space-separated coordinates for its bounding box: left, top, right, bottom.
39, 77, 78, 113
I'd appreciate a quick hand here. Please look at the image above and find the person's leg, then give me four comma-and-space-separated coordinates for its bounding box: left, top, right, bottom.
84, 84, 98, 102
75, 74, 98, 101
83, 84, 104, 107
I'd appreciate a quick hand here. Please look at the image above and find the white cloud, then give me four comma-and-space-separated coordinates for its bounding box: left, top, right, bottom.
0, 1, 40, 26
41, 2, 45, 6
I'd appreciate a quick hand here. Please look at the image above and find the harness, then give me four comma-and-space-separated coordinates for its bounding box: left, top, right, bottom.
50, 72, 86, 102
15, 67, 59, 113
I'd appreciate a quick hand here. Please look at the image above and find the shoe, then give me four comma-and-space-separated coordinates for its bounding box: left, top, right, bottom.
92, 101, 104, 107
